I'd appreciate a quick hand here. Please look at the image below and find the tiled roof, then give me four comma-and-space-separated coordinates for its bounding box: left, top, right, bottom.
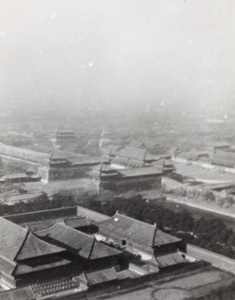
97, 213, 180, 248
36, 223, 122, 259
16, 233, 65, 261
0, 143, 50, 161
64, 216, 90, 228
155, 252, 187, 268
3, 173, 28, 180
154, 230, 181, 246
69, 156, 107, 165
118, 167, 162, 177
14, 258, 70, 276
78, 267, 118, 286
91, 163, 114, 173
112, 157, 148, 168
0, 287, 36, 300
0, 256, 16, 275
115, 147, 156, 162
49, 150, 67, 161
0, 217, 65, 264
0, 217, 28, 261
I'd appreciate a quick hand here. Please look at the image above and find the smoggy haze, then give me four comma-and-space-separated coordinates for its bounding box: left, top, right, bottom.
0, 0, 234, 116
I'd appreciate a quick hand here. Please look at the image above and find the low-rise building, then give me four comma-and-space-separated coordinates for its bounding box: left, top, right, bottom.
95, 212, 186, 270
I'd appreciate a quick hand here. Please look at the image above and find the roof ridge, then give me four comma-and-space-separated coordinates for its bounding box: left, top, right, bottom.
14, 231, 30, 261
0, 217, 28, 232
88, 237, 96, 260
0, 217, 28, 261
114, 212, 156, 228
37, 222, 94, 240
30, 232, 65, 250
0, 254, 17, 266
35, 222, 60, 234
57, 223, 92, 237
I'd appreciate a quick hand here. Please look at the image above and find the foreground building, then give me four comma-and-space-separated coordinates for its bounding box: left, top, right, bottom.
95, 212, 186, 270
0, 217, 71, 290
1, 206, 230, 300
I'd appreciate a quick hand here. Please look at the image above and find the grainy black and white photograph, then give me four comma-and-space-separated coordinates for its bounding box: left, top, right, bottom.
0, 1, 235, 299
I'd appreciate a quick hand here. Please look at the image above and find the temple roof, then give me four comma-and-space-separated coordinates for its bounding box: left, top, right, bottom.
115, 147, 156, 162
156, 252, 187, 268
0, 217, 28, 261
0, 287, 35, 300
36, 223, 122, 260
97, 213, 181, 248
78, 267, 118, 286
0, 217, 65, 264
14, 258, 70, 276
118, 167, 162, 177
63, 216, 90, 228
16, 233, 65, 261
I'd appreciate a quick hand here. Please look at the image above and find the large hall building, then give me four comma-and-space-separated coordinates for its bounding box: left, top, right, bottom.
0, 206, 196, 299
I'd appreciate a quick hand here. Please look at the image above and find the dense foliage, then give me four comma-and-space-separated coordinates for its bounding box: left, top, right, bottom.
81, 195, 235, 259
0, 192, 235, 259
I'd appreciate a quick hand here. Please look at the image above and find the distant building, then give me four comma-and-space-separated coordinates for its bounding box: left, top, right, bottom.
107, 146, 159, 168
99, 129, 113, 152
0, 173, 40, 184
53, 129, 77, 148
174, 150, 210, 163
212, 149, 235, 168
127, 141, 167, 155
88, 164, 163, 193
0, 143, 50, 166
39, 151, 107, 182
0, 143, 106, 182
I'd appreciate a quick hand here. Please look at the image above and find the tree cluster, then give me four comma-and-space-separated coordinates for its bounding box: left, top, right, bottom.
0, 192, 235, 260
82, 195, 235, 259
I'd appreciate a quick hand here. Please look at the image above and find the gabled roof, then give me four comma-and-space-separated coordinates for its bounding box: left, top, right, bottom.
97, 213, 180, 248
0, 217, 65, 264
36, 223, 122, 260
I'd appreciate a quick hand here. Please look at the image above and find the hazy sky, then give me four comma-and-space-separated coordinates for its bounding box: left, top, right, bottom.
0, 0, 234, 115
